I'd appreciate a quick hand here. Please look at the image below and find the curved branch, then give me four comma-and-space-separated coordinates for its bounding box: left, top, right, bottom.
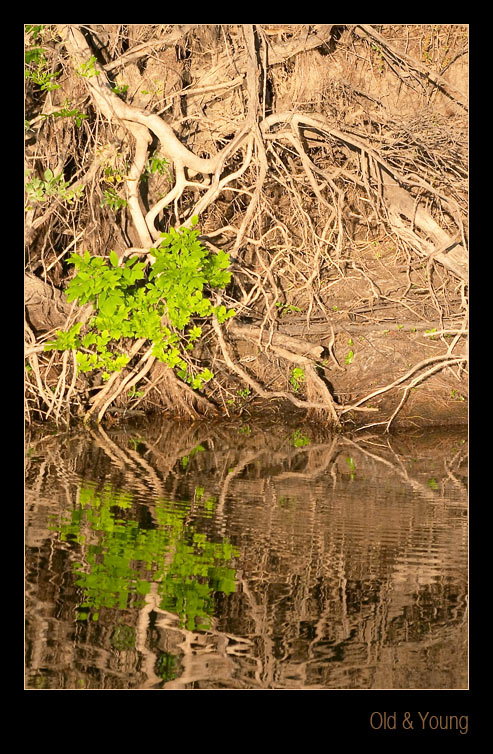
58, 25, 244, 176
354, 24, 468, 110
212, 319, 340, 423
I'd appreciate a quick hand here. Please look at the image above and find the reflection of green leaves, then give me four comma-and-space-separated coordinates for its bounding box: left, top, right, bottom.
291, 429, 310, 447
110, 624, 136, 651
181, 444, 205, 469
279, 496, 296, 509
427, 477, 439, 491
55, 481, 238, 630
156, 651, 180, 681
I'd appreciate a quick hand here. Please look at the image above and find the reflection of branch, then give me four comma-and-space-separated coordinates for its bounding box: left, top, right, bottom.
272, 439, 339, 481
216, 448, 266, 524
341, 435, 453, 503
89, 425, 166, 499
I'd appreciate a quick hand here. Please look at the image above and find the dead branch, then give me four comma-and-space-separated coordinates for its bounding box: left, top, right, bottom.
353, 24, 468, 110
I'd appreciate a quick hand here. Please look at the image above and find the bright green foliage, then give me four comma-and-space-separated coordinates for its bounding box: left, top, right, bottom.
25, 44, 60, 91
275, 302, 301, 316
45, 220, 235, 390
41, 100, 88, 127
25, 168, 84, 205
76, 56, 100, 79
53, 481, 239, 629
25, 25, 45, 43
100, 187, 128, 211
290, 367, 306, 392
111, 83, 129, 98
141, 151, 170, 182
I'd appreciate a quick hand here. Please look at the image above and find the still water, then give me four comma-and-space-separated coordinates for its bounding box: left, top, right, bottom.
25, 419, 468, 690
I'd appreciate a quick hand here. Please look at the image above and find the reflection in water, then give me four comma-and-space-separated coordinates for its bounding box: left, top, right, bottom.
25, 420, 468, 689
54, 480, 238, 629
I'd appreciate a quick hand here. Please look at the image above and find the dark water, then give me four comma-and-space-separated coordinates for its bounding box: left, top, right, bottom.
25, 419, 468, 690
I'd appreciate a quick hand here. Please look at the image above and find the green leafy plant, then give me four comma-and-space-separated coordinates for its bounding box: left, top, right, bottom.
100, 186, 128, 211
42, 100, 88, 127
103, 164, 128, 184
77, 56, 101, 79
127, 386, 144, 399
25, 24, 45, 43
275, 302, 301, 317
45, 217, 235, 391
141, 151, 170, 182
25, 168, 84, 206
450, 389, 465, 402
141, 81, 165, 96
111, 83, 129, 97
25, 45, 60, 91
290, 367, 305, 392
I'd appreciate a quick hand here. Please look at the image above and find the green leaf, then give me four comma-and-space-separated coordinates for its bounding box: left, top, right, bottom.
109, 250, 119, 267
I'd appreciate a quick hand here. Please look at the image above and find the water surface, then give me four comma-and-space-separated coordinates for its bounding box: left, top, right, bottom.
25, 419, 468, 690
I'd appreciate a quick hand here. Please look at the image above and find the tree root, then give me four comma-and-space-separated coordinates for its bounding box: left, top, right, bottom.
25, 25, 468, 427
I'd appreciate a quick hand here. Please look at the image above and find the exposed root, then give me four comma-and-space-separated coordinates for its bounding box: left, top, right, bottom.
25, 25, 468, 427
